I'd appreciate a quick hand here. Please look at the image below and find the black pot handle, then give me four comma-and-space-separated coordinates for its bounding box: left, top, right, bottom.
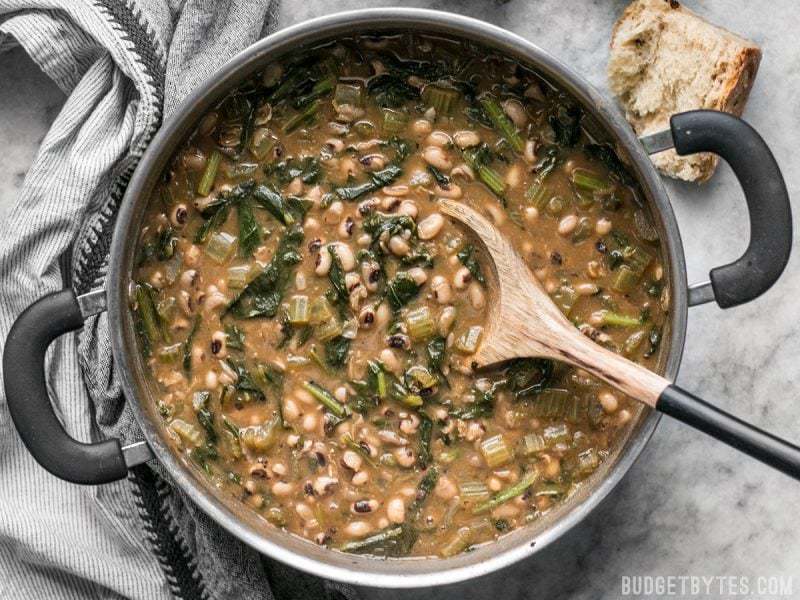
658, 384, 800, 480
3, 289, 138, 484
669, 110, 792, 308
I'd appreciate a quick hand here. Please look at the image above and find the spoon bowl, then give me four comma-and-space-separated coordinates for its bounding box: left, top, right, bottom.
439, 198, 800, 480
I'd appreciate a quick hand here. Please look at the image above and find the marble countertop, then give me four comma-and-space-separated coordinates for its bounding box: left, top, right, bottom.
2, 1, 799, 598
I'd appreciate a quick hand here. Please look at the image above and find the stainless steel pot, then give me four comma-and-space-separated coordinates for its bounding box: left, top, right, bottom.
4, 9, 791, 588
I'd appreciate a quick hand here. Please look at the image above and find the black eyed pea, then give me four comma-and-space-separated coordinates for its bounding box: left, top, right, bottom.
407, 267, 428, 286
450, 163, 475, 181
329, 242, 356, 271
599, 390, 619, 413
379, 348, 401, 374
170, 204, 189, 228
398, 199, 418, 218
393, 447, 416, 468
422, 146, 452, 171
361, 260, 381, 292
352, 499, 379, 514
312, 476, 338, 496
595, 217, 612, 235
375, 302, 391, 328
502, 99, 528, 127
453, 266, 472, 290
425, 130, 452, 147
324, 200, 344, 225
359, 153, 386, 171
430, 275, 452, 304
412, 118, 432, 136
337, 216, 355, 238
434, 183, 463, 199
524, 139, 537, 164
386, 497, 406, 524
468, 281, 486, 310
344, 521, 373, 539
438, 306, 457, 336
417, 213, 445, 240
388, 235, 410, 256
434, 475, 458, 500
453, 130, 480, 148
315, 247, 332, 276
210, 330, 227, 358
558, 214, 579, 236
342, 450, 363, 471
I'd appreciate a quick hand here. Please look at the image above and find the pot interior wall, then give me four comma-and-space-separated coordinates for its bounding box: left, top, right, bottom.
111, 9, 687, 587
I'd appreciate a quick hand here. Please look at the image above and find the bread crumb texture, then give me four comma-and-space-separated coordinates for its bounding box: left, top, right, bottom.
609, 0, 761, 182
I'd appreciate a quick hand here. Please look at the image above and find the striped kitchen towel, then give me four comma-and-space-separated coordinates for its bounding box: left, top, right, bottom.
0, 1, 357, 599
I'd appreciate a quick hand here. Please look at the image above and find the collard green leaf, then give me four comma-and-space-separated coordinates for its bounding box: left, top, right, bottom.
226, 225, 304, 318
456, 244, 486, 286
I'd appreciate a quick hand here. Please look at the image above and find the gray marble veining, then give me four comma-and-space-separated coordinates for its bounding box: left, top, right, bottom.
2, 1, 799, 598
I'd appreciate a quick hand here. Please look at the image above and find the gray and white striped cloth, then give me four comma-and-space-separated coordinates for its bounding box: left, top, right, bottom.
0, 2, 358, 599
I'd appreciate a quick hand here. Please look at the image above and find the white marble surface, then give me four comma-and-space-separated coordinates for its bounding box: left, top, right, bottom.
3, 1, 800, 598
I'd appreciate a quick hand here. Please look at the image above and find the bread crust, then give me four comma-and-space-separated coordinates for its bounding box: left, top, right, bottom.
608, 0, 761, 182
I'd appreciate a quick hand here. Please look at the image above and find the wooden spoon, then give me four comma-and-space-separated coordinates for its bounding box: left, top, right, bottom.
439, 199, 800, 479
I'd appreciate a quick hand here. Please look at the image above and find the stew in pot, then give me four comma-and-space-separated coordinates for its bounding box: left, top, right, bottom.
132, 33, 668, 558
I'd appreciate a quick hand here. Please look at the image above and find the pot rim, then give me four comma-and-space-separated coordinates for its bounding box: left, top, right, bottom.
110, 8, 688, 588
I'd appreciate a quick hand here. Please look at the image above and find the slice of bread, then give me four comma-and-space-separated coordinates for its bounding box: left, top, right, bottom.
608, 0, 761, 182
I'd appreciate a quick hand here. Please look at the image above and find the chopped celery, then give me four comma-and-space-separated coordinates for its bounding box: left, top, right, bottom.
197, 150, 221, 196
459, 481, 490, 499
205, 231, 237, 264
600, 310, 641, 328
577, 447, 599, 473
623, 330, 647, 355
249, 127, 274, 160
404, 365, 438, 395
480, 434, 513, 467
611, 265, 639, 293
455, 326, 483, 354
157, 343, 183, 364
520, 433, 546, 456
382, 109, 409, 133
526, 179, 549, 210
227, 264, 254, 289
479, 95, 524, 152
315, 317, 343, 342
542, 423, 570, 447
240, 416, 280, 452
309, 297, 335, 325
422, 84, 461, 115
545, 195, 566, 216
472, 470, 539, 515
570, 168, 611, 193
333, 82, 364, 107
303, 380, 346, 418
288, 295, 310, 325
135, 283, 162, 346
531, 388, 572, 419
405, 306, 436, 342
439, 526, 473, 558
169, 419, 202, 446
623, 245, 653, 275
479, 166, 506, 198
551, 285, 578, 316
571, 217, 593, 244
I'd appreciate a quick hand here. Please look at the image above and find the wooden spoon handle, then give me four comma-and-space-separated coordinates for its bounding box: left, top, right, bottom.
573, 333, 800, 479
557, 330, 669, 407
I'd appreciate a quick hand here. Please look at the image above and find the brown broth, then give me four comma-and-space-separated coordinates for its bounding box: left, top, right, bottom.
132, 34, 668, 558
